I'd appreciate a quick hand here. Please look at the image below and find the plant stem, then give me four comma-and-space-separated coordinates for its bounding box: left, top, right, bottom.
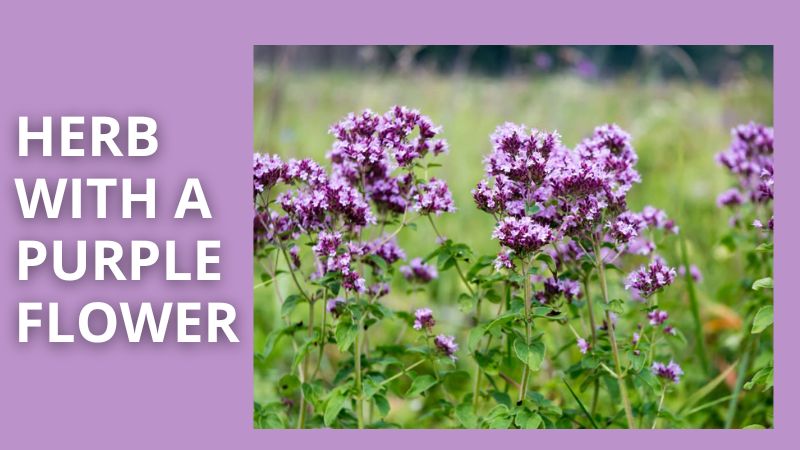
310, 290, 329, 380
471, 297, 483, 412
679, 235, 710, 375
594, 238, 636, 429
517, 258, 533, 404
380, 359, 426, 386
724, 332, 755, 428
652, 385, 667, 429
583, 277, 600, 414
296, 299, 315, 429
354, 317, 364, 429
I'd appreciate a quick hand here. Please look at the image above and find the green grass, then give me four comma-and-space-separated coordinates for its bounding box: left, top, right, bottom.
253, 70, 773, 428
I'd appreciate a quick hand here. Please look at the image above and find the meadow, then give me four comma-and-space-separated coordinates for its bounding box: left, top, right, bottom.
253, 70, 773, 429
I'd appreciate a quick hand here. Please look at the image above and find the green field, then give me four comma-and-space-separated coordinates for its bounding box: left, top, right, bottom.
253, 70, 773, 428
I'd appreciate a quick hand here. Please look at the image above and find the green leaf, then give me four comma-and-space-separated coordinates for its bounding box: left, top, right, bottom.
363, 377, 383, 399
405, 374, 437, 398
335, 321, 359, 353
752, 277, 773, 291
455, 402, 478, 428
605, 298, 625, 315
743, 424, 766, 429
513, 338, 545, 371
291, 333, 317, 370
262, 327, 290, 358
534, 253, 557, 274
281, 294, 303, 317
744, 366, 773, 391
751, 306, 774, 334
373, 394, 390, 418
755, 242, 773, 253
485, 311, 519, 332
277, 374, 301, 396
467, 327, 485, 353
323, 386, 348, 427
515, 409, 543, 429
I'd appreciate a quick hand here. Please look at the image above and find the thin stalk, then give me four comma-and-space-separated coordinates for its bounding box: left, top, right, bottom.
583, 277, 600, 414
517, 258, 533, 404
594, 238, 636, 429
471, 297, 483, 411
354, 318, 364, 429
724, 333, 755, 428
310, 290, 329, 380
254, 196, 311, 302
380, 359, 426, 386
296, 299, 315, 429
652, 385, 667, 429
679, 234, 710, 375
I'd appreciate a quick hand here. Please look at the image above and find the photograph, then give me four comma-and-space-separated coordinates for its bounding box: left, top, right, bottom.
252, 45, 774, 429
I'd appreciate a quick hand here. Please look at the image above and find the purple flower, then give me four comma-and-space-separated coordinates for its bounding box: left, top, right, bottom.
413, 308, 436, 331
651, 360, 684, 383
717, 188, 744, 208
492, 216, 553, 254
663, 325, 677, 336
678, 264, 703, 283
412, 178, 456, 215
365, 236, 406, 265
434, 334, 459, 360
326, 297, 347, 317
288, 245, 301, 269
577, 338, 590, 354
254, 210, 297, 244
632, 332, 641, 346
381, 106, 447, 167
494, 249, 516, 271
607, 211, 646, 244
284, 158, 328, 187
313, 231, 342, 257
400, 258, 438, 283
368, 282, 390, 299
253, 153, 284, 196
575, 124, 640, 194
648, 309, 669, 326
716, 122, 774, 209
624, 258, 677, 298
626, 237, 655, 256
535, 277, 582, 304
326, 178, 376, 228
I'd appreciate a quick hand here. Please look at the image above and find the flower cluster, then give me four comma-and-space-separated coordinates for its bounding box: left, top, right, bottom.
434, 334, 459, 361
413, 308, 436, 330
412, 178, 456, 215
491, 216, 554, 254
400, 257, 438, 284
412, 306, 458, 360
475, 123, 677, 272
534, 277, 582, 304
678, 264, 703, 283
253, 153, 284, 195
625, 257, 677, 298
326, 297, 347, 317
651, 360, 684, 384
253, 106, 456, 301
328, 106, 454, 218
716, 122, 774, 227
647, 309, 669, 326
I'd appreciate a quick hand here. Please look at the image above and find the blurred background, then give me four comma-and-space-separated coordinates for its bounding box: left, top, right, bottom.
253, 45, 772, 426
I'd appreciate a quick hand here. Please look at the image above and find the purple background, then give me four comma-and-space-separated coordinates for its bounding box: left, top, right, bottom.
0, 0, 793, 447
